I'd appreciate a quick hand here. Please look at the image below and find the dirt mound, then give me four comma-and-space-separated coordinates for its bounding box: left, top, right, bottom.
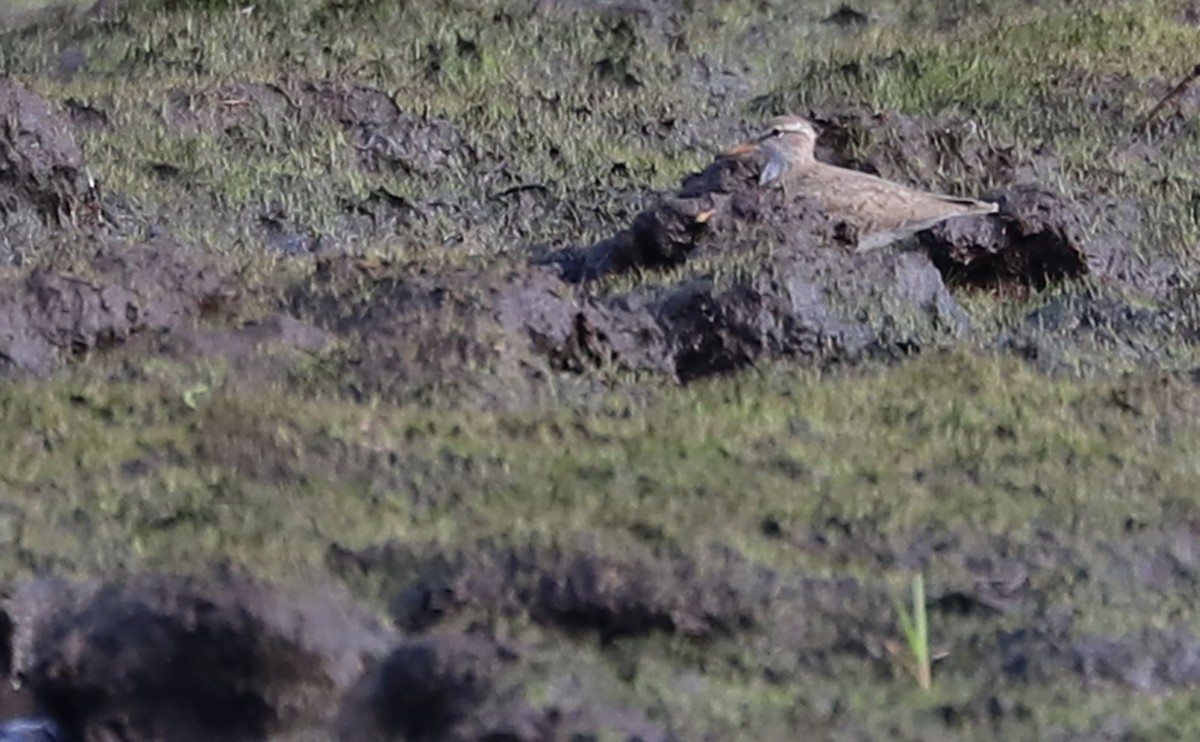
337, 633, 513, 742
291, 257, 527, 403
529, 144, 968, 379
329, 537, 897, 693
296, 237, 964, 397
293, 141, 968, 397
0, 79, 97, 263
329, 540, 768, 640
0, 239, 231, 376
2, 573, 393, 742
919, 185, 1090, 289
336, 632, 674, 742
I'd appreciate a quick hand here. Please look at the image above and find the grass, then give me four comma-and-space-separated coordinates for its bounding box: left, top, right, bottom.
3, 0, 1200, 738
5, 347, 1200, 737
4, 0, 1196, 269
890, 573, 932, 690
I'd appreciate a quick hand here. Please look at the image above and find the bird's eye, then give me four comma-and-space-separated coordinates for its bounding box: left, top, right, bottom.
770, 128, 782, 137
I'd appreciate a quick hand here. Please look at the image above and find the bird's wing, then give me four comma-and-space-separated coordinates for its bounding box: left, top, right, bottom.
759, 155, 788, 186
802, 165, 996, 233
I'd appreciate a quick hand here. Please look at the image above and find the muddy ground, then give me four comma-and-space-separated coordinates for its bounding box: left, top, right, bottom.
3, 0, 1200, 740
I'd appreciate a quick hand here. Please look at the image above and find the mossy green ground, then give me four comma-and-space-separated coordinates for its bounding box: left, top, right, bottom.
4, 0, 1200, 738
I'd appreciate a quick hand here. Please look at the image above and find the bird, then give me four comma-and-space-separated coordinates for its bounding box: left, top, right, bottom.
722, 115, 999, 252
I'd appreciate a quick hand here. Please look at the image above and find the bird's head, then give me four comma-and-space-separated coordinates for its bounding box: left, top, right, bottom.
722, 115, 819, 160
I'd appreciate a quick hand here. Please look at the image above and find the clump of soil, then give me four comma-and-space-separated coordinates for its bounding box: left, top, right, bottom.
328, 536, 901, 694
2, 573, 394, 742
329, 539, 768, 640
294, 235, 964, 397
336, 632, 674, 742
919, 185, 1090, 289
0, 238, 231, 376
0, 79, 98, 263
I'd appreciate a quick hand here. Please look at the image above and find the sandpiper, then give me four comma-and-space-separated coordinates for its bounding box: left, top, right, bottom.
724, 115, 999, 252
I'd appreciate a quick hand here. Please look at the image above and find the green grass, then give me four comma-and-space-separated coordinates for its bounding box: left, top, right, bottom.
0, 347, 1193, 596
5, 348, 1200, 736
892, 573, 932, 690
2, 0, 1192, 269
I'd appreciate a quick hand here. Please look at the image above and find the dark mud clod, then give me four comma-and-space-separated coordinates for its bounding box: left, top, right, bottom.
336, 632, 673, 742
0, 239, 231, 375
4, 574, 393, 742
920, 185, 1090, 289
0, 79, 94, 260
822, 5, 870, 28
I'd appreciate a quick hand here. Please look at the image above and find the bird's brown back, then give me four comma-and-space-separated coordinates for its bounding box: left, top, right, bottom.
790, 162, 996, 235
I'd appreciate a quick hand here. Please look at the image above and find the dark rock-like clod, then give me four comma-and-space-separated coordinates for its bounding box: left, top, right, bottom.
919, 185, 1181, 294
337, 634, 509, 742
328, 540, 768, 641
336, 633, 674, 742
3, 573, 393, 742
0, 239, 231, 375
300, 236, 964, 398
920, 185, 1089, 289
0, 79, 96, 262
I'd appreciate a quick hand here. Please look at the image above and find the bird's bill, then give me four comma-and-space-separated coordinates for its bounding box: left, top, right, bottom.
722, 125, 784, 156
721, 141, 759, 157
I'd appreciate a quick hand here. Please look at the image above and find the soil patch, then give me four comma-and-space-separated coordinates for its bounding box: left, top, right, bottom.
302, 81, 473, 175
336, 632, 674, 742
328, 537, 898, 690
0, 79, 96, 264
329, 540, 768, 640
2, 573, 393, 742
0, 238, 231, 376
